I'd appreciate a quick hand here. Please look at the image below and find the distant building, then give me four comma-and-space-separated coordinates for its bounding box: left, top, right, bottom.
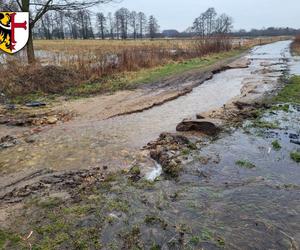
162, 29, 180, 38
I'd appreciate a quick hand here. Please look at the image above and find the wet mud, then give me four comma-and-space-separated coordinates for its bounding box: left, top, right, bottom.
0, 40, 300, 249
0, 42, 289, 181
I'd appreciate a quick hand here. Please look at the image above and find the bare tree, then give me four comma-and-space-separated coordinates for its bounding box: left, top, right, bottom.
77, 9, 94, 39
65, 11, 79, 39
0, 0, 117, 63
204, 7, 217, 36
115, 8, 130, 39
192, 8, 233, 37
129, 11, 138, 39
193, 14, 205, 37
0, 0, 19, 11
40, 12, 53, 39
215, 14, 233, 34
137, 12, 147, 38
107, 12, 114, 39
148, 15, 159, 39
58, 11, 65, 39
96, 12, 106, 39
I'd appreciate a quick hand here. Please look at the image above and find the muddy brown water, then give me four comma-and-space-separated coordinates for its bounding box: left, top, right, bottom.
94, 106, 300, 249
98, 41, 300, 249
0, 41, 297, 179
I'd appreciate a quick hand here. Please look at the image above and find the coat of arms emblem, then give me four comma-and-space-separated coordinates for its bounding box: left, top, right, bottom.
0, 12, 29, 54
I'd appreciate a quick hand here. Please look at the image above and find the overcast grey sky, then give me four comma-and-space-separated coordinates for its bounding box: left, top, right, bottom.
99, 0, 299, 32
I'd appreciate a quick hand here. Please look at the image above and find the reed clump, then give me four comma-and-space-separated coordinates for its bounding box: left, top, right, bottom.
292, 35, 300, 55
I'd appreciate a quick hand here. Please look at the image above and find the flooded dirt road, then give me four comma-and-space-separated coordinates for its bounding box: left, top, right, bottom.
0, 41, 296, 183
0, 41, 300, 249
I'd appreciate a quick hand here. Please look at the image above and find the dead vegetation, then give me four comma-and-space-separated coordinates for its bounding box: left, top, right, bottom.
1, 38, 233, 98
0, 60, 82, 97
0, 37, 286, 99
291, 35, 300, 55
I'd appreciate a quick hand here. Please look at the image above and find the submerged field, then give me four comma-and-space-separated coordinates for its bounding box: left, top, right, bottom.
0, 37, 285, 101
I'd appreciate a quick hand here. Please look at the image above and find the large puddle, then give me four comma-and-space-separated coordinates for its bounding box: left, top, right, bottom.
0, 41, 298, 174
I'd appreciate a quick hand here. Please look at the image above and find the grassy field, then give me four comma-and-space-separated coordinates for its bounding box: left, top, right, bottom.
33, 37, 285, 53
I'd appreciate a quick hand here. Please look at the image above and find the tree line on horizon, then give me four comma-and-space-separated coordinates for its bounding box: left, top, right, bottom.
32, 7, 233, 40
33, 8, 160, 40
33, 6, 299, 41
0, 0, 299, 64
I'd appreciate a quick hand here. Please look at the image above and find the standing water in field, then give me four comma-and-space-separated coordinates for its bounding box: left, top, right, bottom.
0, 41, 295, 175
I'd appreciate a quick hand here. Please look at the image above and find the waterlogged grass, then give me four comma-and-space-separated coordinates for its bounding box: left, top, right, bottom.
275, 76, 300, 104
272, 140, 282, 151
252, 119, 279, 129
270, 104, 290, 112
66, 49, 245, 97
236, 160, 256, 169
189, 229, 225, 247
128, 49, 244, 84
290, 151, 300, 163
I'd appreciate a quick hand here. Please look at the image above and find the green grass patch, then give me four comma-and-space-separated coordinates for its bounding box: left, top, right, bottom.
107, 198, 129, 213
274, 76, 300, 104
290, 151, 300, 163
236, 160, 256, 169
189, 229, 225, 247
270, 104, 290, 112
181, 148, 191, 156
272, 140, 282, 151
0, 229, 24, 249
189, 236, 200, 245
127, 49, 244, 85
252, 119, 279, 129
144, 215, 167, 229
150, 243, 161, 250
63, 205, 92, 215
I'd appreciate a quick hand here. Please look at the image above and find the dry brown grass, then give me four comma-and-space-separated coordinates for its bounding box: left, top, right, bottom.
0, 36, 287, 98
292, 35, 300, 55
1, 37, 233, 97
34, 37, 233, 80
0, 60, 81, 97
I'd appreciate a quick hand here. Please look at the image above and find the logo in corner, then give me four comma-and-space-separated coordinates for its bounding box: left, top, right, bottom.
0, 12, 29, 54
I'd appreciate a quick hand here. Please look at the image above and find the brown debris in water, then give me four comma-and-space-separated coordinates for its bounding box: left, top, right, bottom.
0, 106, 75, 127
145, 133, 196, 178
